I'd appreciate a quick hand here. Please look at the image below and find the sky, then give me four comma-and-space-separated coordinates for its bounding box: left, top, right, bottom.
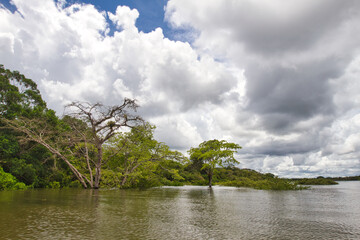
1, 0, 360, 178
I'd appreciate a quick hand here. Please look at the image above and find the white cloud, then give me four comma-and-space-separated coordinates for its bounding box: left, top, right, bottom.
151, 113, 203, 151
0, 32, 14, 53
108, 6, 139, 31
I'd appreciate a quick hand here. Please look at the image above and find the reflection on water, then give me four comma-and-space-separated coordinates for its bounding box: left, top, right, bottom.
0, 182, 360, 239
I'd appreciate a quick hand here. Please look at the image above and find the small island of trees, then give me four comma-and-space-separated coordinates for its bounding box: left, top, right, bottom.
0, 65, 355, 191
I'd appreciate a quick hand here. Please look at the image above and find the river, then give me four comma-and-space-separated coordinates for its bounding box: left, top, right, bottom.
1, 181, 359, 239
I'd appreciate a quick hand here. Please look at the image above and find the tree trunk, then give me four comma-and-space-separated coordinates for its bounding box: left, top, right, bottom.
94, 166, 101, 189
120, 165, 130, 187
120, 162, 140, 187
94, 145, 103, 189
208, 171, 213, 188
121, 175, 128, 186
3, 119, 89, 189
32, 136, 88, 188
84, 140, 93, 188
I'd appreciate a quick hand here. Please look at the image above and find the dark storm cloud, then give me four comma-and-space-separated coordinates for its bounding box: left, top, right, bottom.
225, 0, 360, 161
245, 58, 345, 133
249, 137, 320, 156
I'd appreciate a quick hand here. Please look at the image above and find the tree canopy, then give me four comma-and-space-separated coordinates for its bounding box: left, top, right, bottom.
0, 64, 46, 119
0, 65, 62, 189
103, 123, 186, 188
188, 139, 242, 187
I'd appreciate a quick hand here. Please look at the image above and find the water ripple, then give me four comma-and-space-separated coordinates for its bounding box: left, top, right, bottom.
0, 182, 359, 239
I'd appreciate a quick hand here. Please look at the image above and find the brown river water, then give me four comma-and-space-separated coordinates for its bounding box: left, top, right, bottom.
0, 181, 359, 239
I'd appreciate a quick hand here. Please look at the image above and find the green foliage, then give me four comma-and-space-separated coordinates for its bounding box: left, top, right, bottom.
219, 178, 307, 190
331, 176, 360, 181
100, 169, 122, 188
294, 178, 338, 185
189, 140, 241, 168
210, 168, 304, 190
182, 171, 208, 185
200, 167, 307, 190
129, 172, 163, 189
48, 181, 61, 189
0, 166, 27, 190
0, 64, 46, 119
213, 168, 273, 182
6, 158, 37, 185
0, 134, 19, 158
69, 180, 82, 188
103, 123, 187, 188
153, 160, 187, 186
0, 65, 77, 190
188, 139, 241, 187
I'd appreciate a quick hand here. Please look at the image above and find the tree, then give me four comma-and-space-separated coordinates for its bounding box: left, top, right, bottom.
188, 139, 241, 187
103, 123, 186, 188
2, 99, 143, 189
0, 166, 27, 190
0, 65, 59, 188
0, 64, 46, 119
64, 100, 144, 188
2, 112, 88, 188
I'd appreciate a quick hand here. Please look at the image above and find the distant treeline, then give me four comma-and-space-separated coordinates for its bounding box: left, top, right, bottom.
289, 175, 360, 186
291, 177, 338, 185
330, 176, 360, 181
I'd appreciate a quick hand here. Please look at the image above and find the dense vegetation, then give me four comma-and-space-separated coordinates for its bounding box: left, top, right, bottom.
0, 64, 73, 189
0, 65, 341, 191
188, 139, 241, 187
215, 168, 307, 190
292, 177, 338, 185
330, 176, 360, 181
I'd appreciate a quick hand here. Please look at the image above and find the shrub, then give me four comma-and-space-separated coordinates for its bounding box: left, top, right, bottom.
0, 167, 27, 190
296, 178, 338, 185
218, 178, 307, 190
69, 180, 82, 188
48, 181, 61, 189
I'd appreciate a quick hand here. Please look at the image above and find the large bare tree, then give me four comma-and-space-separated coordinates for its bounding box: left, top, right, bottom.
2, 98, 143, 189
65, 99, 143, 188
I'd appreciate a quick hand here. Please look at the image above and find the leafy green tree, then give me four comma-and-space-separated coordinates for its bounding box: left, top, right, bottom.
0, 65, 66, 188
188, 139, 241, 187
64, 101, 144, 188
103, 123, 186, 188
0, 166, 27, 190
3, 100, 143, 189
0, 64, 46, 119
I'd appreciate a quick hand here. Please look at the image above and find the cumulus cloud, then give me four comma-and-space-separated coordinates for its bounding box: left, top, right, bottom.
108, 6, 139, 30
